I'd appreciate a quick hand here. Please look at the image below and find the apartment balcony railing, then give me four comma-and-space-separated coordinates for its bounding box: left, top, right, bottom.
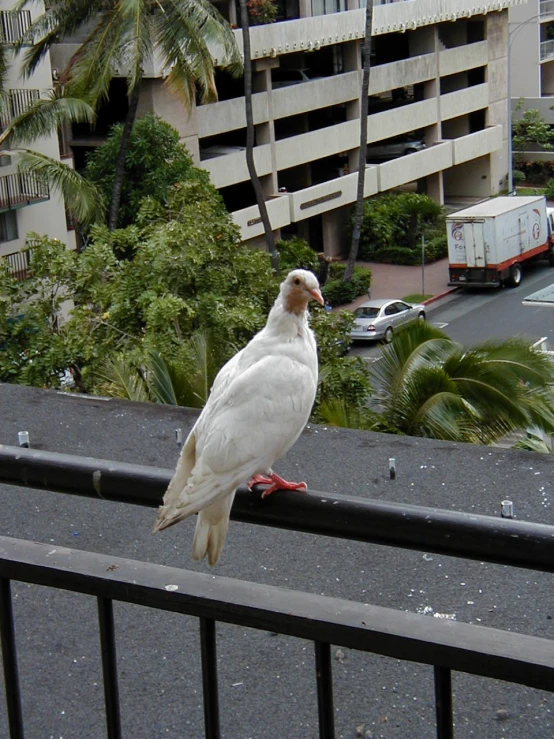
541, 38, 554, 61
1, 446, 554, 739
2, 248, 32, 280
0, 172, 49, 213
0, 10, 31, 44
541, 0, 554, 17
0, 89, 40, 130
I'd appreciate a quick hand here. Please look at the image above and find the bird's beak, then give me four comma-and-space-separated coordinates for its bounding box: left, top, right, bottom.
309, 288, 324, 306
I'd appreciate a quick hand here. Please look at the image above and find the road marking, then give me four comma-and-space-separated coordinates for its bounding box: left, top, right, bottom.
433, 322, 449, 329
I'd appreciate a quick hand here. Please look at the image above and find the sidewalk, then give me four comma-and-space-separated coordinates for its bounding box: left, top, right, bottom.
336, 257, 456, 313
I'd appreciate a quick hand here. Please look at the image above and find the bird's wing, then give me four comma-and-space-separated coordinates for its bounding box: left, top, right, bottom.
196, 353, 317, 476
154, 353, 316, 530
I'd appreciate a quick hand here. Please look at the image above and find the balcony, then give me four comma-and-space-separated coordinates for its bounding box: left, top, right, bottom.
541, 38, 554, 62
541, 0, 554, 18
0, 89, 40, 129
0, 10, 31, 44
0, 172, 49, 213
2, 247, 32, 280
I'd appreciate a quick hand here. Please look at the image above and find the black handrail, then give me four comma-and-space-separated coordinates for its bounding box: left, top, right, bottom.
1, 444, 554, 573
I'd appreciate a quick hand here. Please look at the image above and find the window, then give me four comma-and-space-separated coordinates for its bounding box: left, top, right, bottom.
0, 210, 18, 242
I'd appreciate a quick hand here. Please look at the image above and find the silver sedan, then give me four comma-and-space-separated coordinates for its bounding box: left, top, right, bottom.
350, 298, 426, 343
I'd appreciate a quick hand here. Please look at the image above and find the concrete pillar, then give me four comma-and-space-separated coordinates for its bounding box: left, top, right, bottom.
322, 207, 349, 258
138, 79, 200, 163
254, 60, 279, 195
299, 0, 311, 18
426, 172, 444, 205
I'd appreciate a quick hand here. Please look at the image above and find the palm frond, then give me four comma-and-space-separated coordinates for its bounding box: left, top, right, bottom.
147, 350, 179, 405
513, 432, 553, 454
63, 10, 123, 105
316, 398, 375, 430
155, 0, 242, 108
95, 354, 150, 402
0, 92, 95, 148
15, 150, 105, 225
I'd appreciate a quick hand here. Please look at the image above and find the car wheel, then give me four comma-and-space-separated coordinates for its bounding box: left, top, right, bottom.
507, 263, 522, 287
384, 326, 394, 343
417, 311, 426, 322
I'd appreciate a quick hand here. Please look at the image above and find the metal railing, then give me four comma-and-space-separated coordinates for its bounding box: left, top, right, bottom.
0, 89, 40, 130
2, 249, 32, 280
1, 445, 554, 739
541, 38, 554, 61
0, 11, 31, 44
0, 172, 49, 212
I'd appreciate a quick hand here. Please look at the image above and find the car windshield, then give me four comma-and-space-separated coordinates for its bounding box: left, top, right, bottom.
355, 306, 380, 319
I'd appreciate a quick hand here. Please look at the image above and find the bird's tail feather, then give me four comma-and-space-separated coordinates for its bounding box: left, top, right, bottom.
192, 493, 236, 566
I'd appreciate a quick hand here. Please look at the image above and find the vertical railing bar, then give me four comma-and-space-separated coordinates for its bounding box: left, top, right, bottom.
199, 617, 220, 739
97, 596, 122, 739
0, 578, 24, 739
434, 665, 454, 739
314, 641, 335, 739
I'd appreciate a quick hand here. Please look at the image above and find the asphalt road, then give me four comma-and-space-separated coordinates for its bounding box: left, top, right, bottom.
2, 383, 554, 739
351, 261, 554, 361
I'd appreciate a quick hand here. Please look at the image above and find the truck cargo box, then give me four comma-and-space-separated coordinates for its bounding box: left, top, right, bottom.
446, 196, 551, 288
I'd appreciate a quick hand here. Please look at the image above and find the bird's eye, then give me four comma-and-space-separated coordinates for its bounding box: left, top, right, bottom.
294, 278, 301, 285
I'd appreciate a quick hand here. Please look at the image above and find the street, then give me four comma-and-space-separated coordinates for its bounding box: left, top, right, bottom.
350, 261, 554, 360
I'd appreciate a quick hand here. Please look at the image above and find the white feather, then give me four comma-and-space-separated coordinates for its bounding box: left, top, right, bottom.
152, 269, 322, 565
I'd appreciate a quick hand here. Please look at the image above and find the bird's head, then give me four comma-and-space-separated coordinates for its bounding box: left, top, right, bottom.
281, 269, 324, 315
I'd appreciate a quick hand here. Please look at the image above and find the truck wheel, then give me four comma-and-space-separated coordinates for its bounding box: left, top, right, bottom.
384, 327, 393, 343
507, 263, 522, 287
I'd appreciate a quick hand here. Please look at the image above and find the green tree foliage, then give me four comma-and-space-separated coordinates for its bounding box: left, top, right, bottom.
14, 0, 241, 229
358, 192, 445, 264
84, 114, 206, 229
1, 182, 357, 408
0, 88, 103, 227
369, 322, 554, 443
512, 101, 554, 166
276, 236, 319, 274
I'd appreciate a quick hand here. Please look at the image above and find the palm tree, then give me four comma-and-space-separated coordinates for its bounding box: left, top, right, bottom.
13, 0, 242, 230
0, 90, 104, 225
370, 322, 554, 443
344, 0, 374, 283
237, 0, 279, 273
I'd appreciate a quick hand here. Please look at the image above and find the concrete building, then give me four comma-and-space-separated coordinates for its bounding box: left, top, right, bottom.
509, 0, 554, 121
0, 3, 77, 278
6, 0, 523, 261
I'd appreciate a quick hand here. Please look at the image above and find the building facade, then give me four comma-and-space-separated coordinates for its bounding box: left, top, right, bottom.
509, 0, 554, 114
0, 3, 76, 277
27, 0, 526, 258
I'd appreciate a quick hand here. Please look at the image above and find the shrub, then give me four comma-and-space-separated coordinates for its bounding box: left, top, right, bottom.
357, 192, 445, 263
322, 278, 359, 306
351, 265, 372, 294
513, 169, 526, 185
373, 246, 419, 265
424, 234, 448, 262
276, 236, 319, 274
545, 178, 554, 200
321, 265, 371, 306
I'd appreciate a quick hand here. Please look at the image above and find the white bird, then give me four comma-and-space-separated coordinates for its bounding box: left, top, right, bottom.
152, 269, 324, 565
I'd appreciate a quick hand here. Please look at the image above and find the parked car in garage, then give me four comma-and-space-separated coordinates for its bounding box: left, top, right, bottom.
272, 68, 321, 88
366, 135, 426, 160
350, 298, 426, 343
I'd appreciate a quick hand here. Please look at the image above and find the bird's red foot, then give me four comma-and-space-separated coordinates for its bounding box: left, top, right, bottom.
248, 473, 307, 498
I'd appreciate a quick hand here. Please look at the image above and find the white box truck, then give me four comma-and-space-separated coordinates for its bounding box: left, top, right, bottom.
447, 196, 554, 288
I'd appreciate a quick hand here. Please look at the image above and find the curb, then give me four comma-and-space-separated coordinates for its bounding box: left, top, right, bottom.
422, 287, 459, 306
